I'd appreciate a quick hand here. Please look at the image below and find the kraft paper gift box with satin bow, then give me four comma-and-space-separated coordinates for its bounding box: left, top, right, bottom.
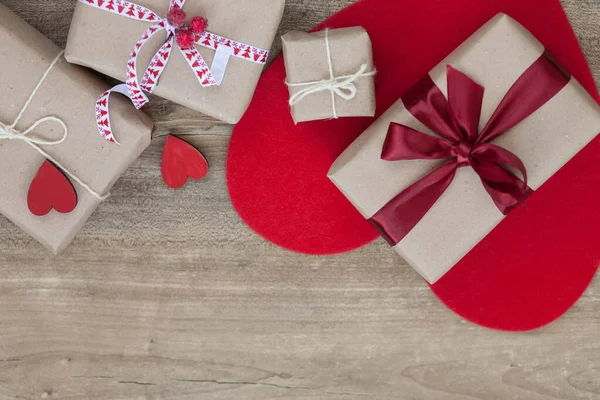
328, 14, 600, 284
65, 0, 285, 124
0, 4, 153, 253
282, 27, 376, 123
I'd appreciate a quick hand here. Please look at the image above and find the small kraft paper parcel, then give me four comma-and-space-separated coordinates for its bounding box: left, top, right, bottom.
282, 27, 376, 124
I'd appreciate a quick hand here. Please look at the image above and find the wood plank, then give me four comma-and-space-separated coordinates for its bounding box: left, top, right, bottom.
0, 0, 599, 399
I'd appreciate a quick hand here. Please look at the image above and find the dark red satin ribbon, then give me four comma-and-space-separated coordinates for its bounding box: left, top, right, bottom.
370, 52, 571, 246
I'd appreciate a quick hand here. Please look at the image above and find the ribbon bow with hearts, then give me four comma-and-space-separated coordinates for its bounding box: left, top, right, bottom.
369, 53, 570, 245
82, 0, 270, 144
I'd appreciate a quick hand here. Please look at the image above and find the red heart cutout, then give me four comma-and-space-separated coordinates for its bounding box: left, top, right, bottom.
161, 135, 209, 189
27, 160, 78, 216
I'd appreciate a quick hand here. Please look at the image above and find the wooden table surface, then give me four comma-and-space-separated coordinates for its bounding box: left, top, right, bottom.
1, 1, 600, 399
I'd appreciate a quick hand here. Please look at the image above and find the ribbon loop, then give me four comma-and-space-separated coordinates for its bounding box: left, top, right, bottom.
382, 123, 454, 161
370, 53, 571, 246
447, 65, 484, 143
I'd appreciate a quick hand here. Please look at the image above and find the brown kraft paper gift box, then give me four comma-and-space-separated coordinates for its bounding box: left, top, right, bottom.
0, 4, 153, 253
65, 0, 286, 124
282, 27, 376, 123
328, 14, 600, 284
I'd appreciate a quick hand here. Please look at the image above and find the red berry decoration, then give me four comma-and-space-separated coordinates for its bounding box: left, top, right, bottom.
167, 6, 187, 28
190, 16, 208, 34
176, 29, 194, 49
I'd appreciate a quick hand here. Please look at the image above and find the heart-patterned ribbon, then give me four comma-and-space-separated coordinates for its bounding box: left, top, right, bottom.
369, 52, 571, 246
81, 0, 271, 144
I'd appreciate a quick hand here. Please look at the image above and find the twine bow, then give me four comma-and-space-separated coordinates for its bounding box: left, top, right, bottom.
0, 117, 67, 147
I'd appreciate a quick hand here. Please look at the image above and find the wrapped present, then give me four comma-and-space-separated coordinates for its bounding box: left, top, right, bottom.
65, 0, 285, 130
0, 4, 153, 253
283, 27, 376, 123
328, 14, 600, 284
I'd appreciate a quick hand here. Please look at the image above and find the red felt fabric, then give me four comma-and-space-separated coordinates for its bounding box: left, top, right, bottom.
227, 0, 600, 331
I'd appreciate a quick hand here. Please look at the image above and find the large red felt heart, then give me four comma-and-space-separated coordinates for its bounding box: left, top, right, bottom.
27, 160, 78, 216
161, 135, 209, 189
227, 0, 600, 331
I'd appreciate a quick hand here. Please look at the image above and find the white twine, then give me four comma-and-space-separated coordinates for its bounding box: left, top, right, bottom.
0, 51, 108, 202
286, 29, 376, 119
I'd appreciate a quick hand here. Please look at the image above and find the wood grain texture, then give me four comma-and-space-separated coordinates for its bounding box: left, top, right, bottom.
0, 1, 599, 399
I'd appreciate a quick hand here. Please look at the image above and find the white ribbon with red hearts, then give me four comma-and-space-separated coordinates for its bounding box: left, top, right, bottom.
81, 0, 270, 143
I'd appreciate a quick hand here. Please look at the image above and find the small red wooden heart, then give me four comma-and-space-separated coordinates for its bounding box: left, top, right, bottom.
27, 160, 78, 216
161, 135, 209, 189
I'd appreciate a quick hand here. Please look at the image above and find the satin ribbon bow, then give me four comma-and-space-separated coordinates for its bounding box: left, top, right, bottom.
81, 0, 270, 143
370, 53, 570, 246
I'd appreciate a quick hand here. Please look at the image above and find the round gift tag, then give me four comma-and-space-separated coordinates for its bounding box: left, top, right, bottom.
227, 0, 600, 331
